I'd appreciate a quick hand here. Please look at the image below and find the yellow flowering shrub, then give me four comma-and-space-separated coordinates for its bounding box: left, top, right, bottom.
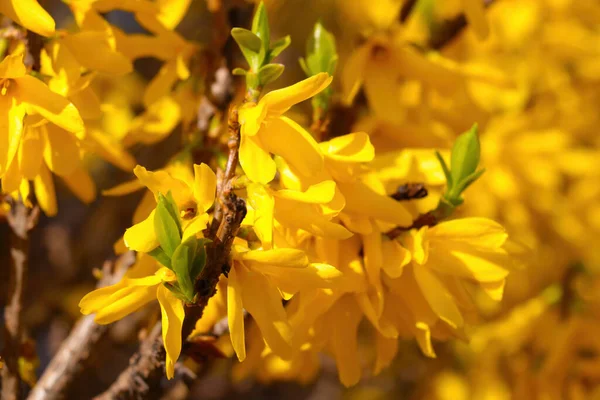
0, 0, 598, 398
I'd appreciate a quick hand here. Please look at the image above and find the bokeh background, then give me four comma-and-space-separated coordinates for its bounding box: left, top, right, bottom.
1, 0, 599, 398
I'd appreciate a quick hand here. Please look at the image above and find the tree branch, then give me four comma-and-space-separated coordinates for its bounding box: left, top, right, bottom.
26, 253, 135, 400
2, 200, 39, 400
94, 107, 246, 400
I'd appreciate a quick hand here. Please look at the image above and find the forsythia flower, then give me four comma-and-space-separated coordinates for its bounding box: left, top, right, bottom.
238, 72, 331, 184
0, 0, 55, 37
79, 254, 184, 379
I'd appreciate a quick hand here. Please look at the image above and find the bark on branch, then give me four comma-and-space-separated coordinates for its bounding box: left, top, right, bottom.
2, 200, 39, 400
26, 253, 135, 400
94, 107, 246, 400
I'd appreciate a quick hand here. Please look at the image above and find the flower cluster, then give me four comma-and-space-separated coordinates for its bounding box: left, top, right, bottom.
3, 0, 597, 397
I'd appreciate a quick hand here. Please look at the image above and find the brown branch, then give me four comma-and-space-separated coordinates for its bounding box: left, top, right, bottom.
2, 200, 39, 400
26, 253, 135, 400
94, 107, 246, 400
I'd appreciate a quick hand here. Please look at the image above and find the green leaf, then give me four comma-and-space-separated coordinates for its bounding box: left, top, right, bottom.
450, 124, 480, 187
190, 238, 211, 281
435, 150, 453, 190
171, 238, 197, 302
154, 193, 182, 258
148, 247, 172, 269
301, 22, 337, 78
452, 168, 485, 198
231, 28, 261, 70
163, 282, 188, 302
251, 1, 270, 58
268, 35, 291, 62
257, 63, 284, 86
298, 57, 310, 76
163, 192, 182, 236
232, 68, 247, 76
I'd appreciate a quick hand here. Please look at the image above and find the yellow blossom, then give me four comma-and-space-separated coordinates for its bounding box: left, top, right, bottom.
0, 0, 55, 37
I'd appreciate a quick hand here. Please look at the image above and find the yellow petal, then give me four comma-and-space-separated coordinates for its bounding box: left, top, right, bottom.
239, 102, 266, 137
125, 96, 181, 146
43, 124, 81, 176
157, 0, 192, 29
123, 210, 159, 252
4, 100, 26, 174
320, 132, 375, 163
94, 284, 157, 324
133, 165, 191, 204
429, 218, 508, 249
413, 266, 464, 329
239, 133, 276, 184
227, 266, 246, 361
274, 197, 353, 239
181, 213, 209, 242
462, 0, 490, 39
157, 285, 185, 380
16, 75, 84, 134
381, 239, 410, 278
259, 262, 345, 295
18, 125, 43, 179
193, 163, 216, 213
84, 130, 136, 172
260, 73, 332, 118
0, 52, 27, 78
374, 333, 398, 375
426, 245, 510, 282
79, 282, 128, 315
238, 265, 293, 359
246, 183, 274, 247
2, 153, 21, 193
329, 295, 363, 387
61, 166, 96, 204
275, 180, 336, 204
143, 61, 179, 106
481, 280, 505, 301
341, 43, 370, 105
237, 248, 309, 268
259, 117, 324, 178
102, 179, 145, 196
34, 163, 57, 216
60, 31, 132, 75
338, 180, 413, 226
0, 0, 55, 37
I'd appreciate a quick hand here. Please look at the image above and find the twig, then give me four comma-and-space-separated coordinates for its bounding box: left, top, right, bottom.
27, 253, 135, 400
2, 200, 39, 400
94, 107, 246, 400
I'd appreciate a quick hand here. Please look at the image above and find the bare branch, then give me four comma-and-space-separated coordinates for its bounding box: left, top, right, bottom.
2, 200, 39, 400
27, 253, 135, 400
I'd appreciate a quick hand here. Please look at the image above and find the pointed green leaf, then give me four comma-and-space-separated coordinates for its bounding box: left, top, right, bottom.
252, 1, 270, 57
257, 63, 284, 86
163, 192, 182, 236
450, 124, 480, 187
171, 238, 197, 302
268, 35, 291, 62
154, 193, 182, 257
163, 282, 188, 302
232, 68, 247, 76
231, 28, 262, 52
190, 238, 211, 281
435, 151, 453, 190
148, 247, 172, 269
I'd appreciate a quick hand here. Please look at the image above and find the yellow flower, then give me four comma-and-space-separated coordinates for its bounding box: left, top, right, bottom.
121, 163, 216, 253
79, 254, 184, 379
238, 73, 332, 184
0, 0, 55, 37
227, 244, 344, 362
0, 52, 85, 215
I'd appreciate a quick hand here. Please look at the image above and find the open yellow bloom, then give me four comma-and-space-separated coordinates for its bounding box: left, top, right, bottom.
79, 254, 184, 379
122, 163, 216, 253
227, 244, 344, 362
0, 0, 55, 37
238, 73, 332, 184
